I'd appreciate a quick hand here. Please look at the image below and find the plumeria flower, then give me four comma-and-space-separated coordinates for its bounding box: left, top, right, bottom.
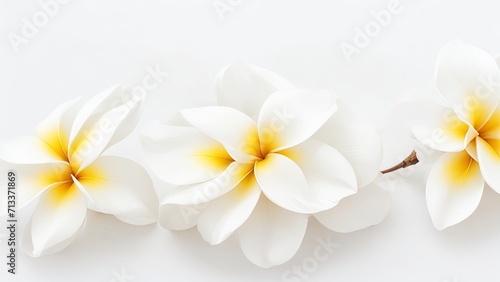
142, 62, 391, 267
0, 85, 159, 256
411, 40, 500, 230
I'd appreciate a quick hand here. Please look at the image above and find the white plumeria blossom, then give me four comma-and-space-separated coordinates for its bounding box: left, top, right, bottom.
142, 62, 391, 268
411, 41, 500, 230
0, 85, 159, 257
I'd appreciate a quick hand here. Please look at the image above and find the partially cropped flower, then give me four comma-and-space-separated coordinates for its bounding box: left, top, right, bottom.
411, 41, 500, 230
0, 85, 159, 256
143, 62, 390, 267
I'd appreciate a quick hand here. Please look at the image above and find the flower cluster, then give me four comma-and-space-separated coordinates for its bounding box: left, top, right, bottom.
142, 62, 391, 267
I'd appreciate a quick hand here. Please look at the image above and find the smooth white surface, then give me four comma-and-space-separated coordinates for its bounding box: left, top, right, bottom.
1, 0, 500, 281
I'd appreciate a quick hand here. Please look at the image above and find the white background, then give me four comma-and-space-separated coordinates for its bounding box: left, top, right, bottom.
1, 0, 500, 281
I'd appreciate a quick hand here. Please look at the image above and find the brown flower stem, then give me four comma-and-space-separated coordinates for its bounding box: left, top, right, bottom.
381, 150, 419, 174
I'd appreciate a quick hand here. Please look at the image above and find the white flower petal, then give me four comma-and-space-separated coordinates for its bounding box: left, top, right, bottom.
181, 106, 261, 163
159, 203, 201, 231
197, 174, 261, 245
281, 139, 357, 206
164, 162, 254, 205
313, 100, 382, 187
70, 84, 125, 143
141, 122, 233, 185
36, 97, 79, 159
29, 182, 87, 257
215, 61, 294, 119
258, 88, 337, 154
0, 136, 65, 164
314, 183, 391, 233
255, 153, 334, 213
22, 216, 86, 257
103, 97, 144, 150
436, 40, 500, 129
237, 196, 308, 268
4, 161, 71, 208
426, 151, 484, 230
75, 156, 158, 225
69, 94, 144, 173
476, 137, 500, 193
410, 103, 477, 152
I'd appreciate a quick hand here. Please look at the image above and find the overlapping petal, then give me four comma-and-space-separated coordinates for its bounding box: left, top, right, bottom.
215, 61, 294, 118
197, 174, 261, 245
426, 151, 484, 230
410, 103, 477, 152
69, 92, 144, 173
478, 106, 500, 139
182, 106, 262, 162
36, 97, 79, 159
74, 156, 159, 225
280, 139, 357, 206
257, 89, 337, 155
314, 100, 382, 187
163, 162, 253, 205
237, 196, 308, 268
476, 137, 500, 193
255, 153, 334, 214
69, 84, 125, 143
28, 182, 87, 257
314, 183, 391, 233
5, 162, 71, 208
141, 122, 233, 185
436, 40, 500, 129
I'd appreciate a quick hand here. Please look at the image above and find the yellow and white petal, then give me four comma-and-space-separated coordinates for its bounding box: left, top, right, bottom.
255, 153, 333, 214
478, 106, 500, 140
257, 89, 337, 155
237, 196, 308, 268
159, 203, 201, 231
314, 183, 391, 233
313, 100, 382, 187
476, 137, 500, 193
466, 139, 478, 162
69, 93, 144, 173
75, 156, 158, 225
215, 61, 294, 119
164, 162, 254, 205
280, 139, 357, 207
436, 40, 500, 129
28, 182, 87, 257
197, 174, 261, 245
426, 151, 485, 230
36, 97, 80, 159
141, 123, 233, 185
410, 103, 477, 152
4, 161, 72, 208
0, 136, 66, 164
181, 106, 262, 163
